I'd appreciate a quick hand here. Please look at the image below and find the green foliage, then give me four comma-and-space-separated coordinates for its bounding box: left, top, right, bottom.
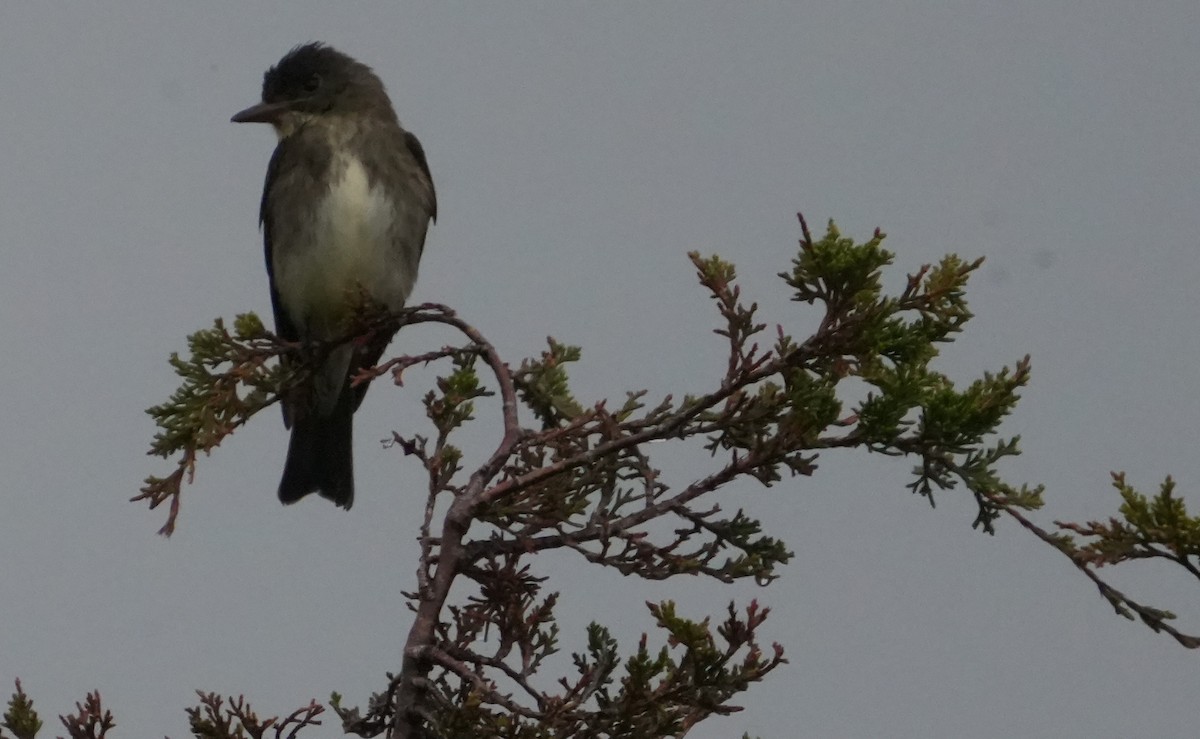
1115, 475, 1200, 553
512, 339, 585, 426
1, 686, 116, 739
407, 353, 491, 491
1063, 474, 1200, 570
784, 220, 891, 310
415, 601, 782, 739
145, 314, 282, 459
136, 315, 294, 534
427, 355, 487, 436
1, 681, 42, 739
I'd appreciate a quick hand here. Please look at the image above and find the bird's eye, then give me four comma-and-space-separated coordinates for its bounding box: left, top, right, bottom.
302, 74, 321, 93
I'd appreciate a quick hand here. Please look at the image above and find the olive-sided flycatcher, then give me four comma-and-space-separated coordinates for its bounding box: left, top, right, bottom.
232, 43, 436, 509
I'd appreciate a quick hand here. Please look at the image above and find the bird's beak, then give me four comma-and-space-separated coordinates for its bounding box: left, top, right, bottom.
231, 100, 290, 124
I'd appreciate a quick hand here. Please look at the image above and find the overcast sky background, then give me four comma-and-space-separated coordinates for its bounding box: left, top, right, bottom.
1, 3, 1198, 738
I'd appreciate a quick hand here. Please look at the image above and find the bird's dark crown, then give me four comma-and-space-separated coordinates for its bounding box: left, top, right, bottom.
260, 42, 394, 118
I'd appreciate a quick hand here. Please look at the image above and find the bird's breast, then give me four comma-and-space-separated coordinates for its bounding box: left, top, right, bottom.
273, 155, 417, 338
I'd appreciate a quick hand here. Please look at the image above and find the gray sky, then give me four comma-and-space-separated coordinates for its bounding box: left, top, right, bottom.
1, 3, 1197, 737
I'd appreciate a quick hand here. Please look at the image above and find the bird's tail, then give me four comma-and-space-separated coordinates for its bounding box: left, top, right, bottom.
278, 389, 355, 509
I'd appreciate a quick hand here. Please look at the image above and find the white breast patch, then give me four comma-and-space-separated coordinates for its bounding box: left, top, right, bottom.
274, 155, 413, 338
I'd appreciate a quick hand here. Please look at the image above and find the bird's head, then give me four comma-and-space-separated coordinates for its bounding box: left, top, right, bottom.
231, 43, 396, 138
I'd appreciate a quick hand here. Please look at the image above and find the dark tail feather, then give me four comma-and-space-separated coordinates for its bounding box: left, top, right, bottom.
350, 328, 396, 413
278, 391, 355, 509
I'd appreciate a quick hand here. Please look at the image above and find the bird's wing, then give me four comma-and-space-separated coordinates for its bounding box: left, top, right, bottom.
403, 130, 437, 223
260, 144, 300, 344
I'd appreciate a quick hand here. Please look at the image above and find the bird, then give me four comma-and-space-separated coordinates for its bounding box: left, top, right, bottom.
231, 43, 436, 509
